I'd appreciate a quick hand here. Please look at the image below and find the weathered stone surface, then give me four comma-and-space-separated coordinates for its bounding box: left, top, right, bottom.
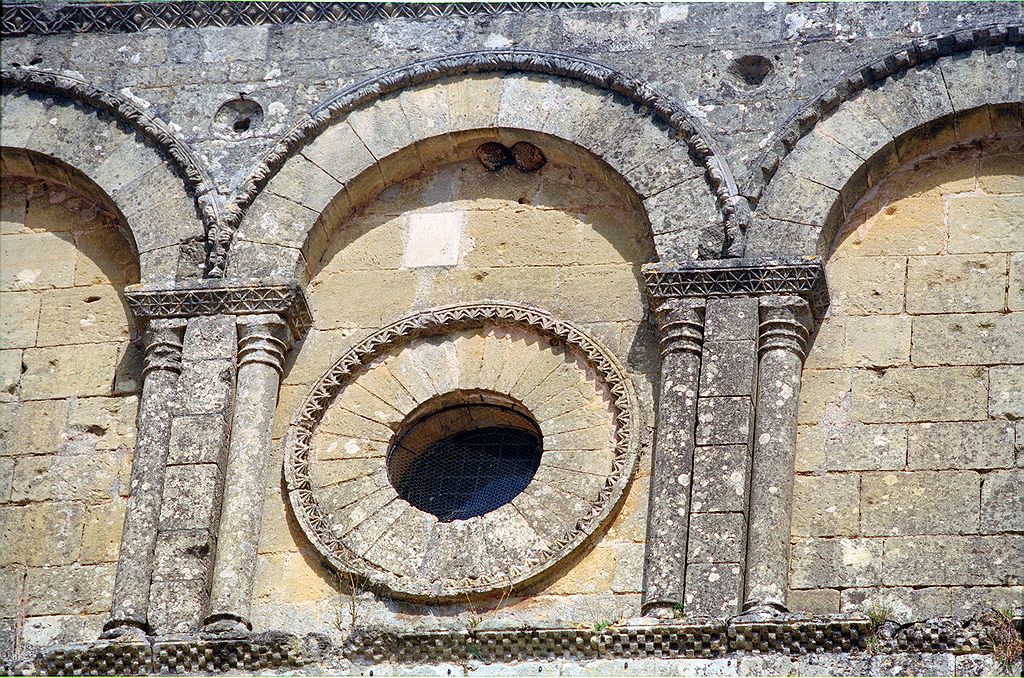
908, 421, 1015, 470
0, 502, 83, 566
989, 365, 1024, 419
691, 445, 749, 513
0, 291, 40, 349
826, 256, 905, 315
11, 450, 121, 502
947, 195, 1024, 254
80, 500, 125, 565
980, 470, 1024, 533
36, 286, 132, 346
153, 529, 215, 581
158, 463, 221, 530
860, 471, 980, 536
687, 513, 746, 564
850, 366, 988, 423
787, 588, 840, 615
797, 369, 850, 426
23, 563, 114, 615
839, 586, 952, 622
796, 423, 906, 472
695, 396, 752, 447
842, 314, 910, 367
167, 412, 229, 466
20, 344, 120, 399
790, 537, 883, 589
881, 535, 1023, 586
683, 562, 742, 617
906, 254, 1006, 314
0, 399, 66, 456
699, 340, 756, 397
911, 313, 1024, 366
792, 474, 859, 537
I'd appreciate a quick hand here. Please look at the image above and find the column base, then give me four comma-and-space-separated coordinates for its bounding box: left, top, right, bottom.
202, 614, 252, 638
99, 617, 149, 640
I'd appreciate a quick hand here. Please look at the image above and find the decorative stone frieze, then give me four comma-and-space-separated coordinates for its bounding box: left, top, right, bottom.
642, 258, 829, 318
283, 302, 641, 600
124, 281, 312, 338
1, 1, 610, 37
15, 613, 1021, 675
642, 299, 704, 616
104, 318, 187, 637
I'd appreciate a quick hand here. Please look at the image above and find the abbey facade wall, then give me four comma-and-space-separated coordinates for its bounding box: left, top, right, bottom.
0, 2, 1022, 675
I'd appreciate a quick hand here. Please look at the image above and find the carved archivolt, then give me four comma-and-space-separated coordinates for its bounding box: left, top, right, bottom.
283, 302, 640, 600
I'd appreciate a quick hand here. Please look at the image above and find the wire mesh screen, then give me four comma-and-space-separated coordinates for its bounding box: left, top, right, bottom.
389, 412, 543, 522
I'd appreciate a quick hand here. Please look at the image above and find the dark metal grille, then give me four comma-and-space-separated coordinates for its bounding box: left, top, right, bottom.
391, 424, 542, 522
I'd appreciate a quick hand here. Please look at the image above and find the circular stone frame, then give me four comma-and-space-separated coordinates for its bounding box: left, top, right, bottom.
283, 302, 641, 601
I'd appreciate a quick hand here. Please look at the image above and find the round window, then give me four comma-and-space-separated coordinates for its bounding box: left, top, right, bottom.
387, 391, 543, 522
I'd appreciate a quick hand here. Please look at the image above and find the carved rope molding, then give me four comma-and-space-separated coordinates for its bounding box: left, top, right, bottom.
0, 66, 222, 247
0, 1, 622, 37
744, 23, 1024, 202
283, 301, 641, 600
218, 49, 743, 275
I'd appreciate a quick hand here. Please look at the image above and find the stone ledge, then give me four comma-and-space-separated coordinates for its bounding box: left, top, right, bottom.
9, 613, 1020, 675
124, 279, 312, 339
642, 258, 830, 320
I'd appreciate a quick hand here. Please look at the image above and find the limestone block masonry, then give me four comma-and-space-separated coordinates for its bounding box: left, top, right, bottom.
1, 2, 1022, 675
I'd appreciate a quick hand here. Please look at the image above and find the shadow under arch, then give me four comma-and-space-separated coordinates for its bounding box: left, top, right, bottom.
225, 51, 739, 278
2, 69, 213, 282
747, 38, 1023, 259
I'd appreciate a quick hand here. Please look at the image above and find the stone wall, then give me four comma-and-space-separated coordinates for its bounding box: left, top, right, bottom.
254, 149, 659, 639
0, 176, 140, 659
0, 2, 1021, 675
791, 134, 1023, 621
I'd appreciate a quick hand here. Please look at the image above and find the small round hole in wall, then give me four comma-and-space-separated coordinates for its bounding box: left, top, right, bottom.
387, 390, 543, 522
728, 54, 773, 88
214, 97, 263, 136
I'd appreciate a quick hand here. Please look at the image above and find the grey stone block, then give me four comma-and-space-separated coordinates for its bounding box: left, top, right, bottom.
687, 512, 746, 564
683, 562, 742, 617
698, 340, 757, 397
152, 529, 215, 582
696, 397, 753, 447
167, 413, 229, 466
158, 463, 221, 530
691, 445, 750, 513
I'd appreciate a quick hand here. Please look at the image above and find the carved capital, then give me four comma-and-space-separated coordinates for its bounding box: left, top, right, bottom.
236, 314, 291, 375
655, 298, 705, 358
124, 280, 312, 340
757, 295, 813, 361
141, 318, 187, 378
643, 258, 829, 320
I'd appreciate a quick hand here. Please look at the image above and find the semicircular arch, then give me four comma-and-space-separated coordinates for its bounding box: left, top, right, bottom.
225, 51, 739, 278
747, 32, 1022, 258
1, 68, 215, 282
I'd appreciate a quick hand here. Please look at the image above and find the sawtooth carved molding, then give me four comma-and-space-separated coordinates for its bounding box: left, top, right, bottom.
1, 1, 618, 37
220, 50, 742, 275
124, 281, 312, 338
744, 23, 1023, 201
0, 66, 221, 242
284, 302, 641, 601
642, 258, 830, 319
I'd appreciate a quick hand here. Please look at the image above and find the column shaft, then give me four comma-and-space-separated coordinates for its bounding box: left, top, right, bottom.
104, 319, 186, 636
744, 295, 812, 611
205, 314, 291, 631
642, 299, 704, 615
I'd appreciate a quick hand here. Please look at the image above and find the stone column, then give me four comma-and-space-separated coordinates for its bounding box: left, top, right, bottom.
103, 318, 187, 637
743, 295, 813, 612
642, 299, 705, 616
204, 314, 292, 633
